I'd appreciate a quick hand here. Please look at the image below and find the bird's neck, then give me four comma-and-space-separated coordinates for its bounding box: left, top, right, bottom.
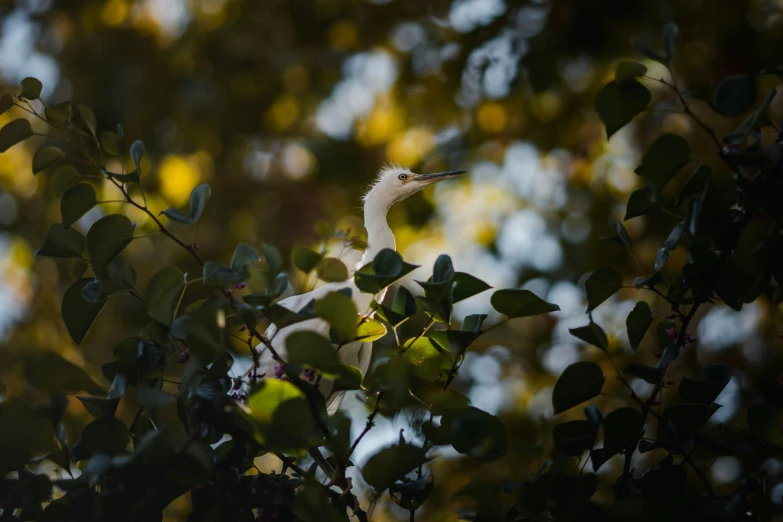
358, 195, 396, 268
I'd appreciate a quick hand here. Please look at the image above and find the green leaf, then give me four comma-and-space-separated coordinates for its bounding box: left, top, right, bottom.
453, 272, 492, 303
35, 224, 85, 258
145, 267, 186, 326
100, 131, 121, 156
81, 417, 130, 456
552, 361, 605, 414
747, 404, 783, 445
130, 140, 145, 172
603, 407, 642, 453
626, 301, 652, 352
0, 94, 12, 114
50, 165, 80, 197
76, 105, 97, 137
259, 244, 282, 274
569, 321, 608, 350
316, 257, 349, 282
70, 258, 88, 279
313, 291, 357, 339
264, 303, 311, 329
355, 254, 419, 294
61, 183, 97, 228
332, 365, 363, 392
624, 363, 663, 384
0, 119, 33, 152
25, 352, 105, 395
362, 443, 427, 491
428, 329, 479, 355
553, 420, 598, 456
86, 214, 134, 276
292, 246, 323, 273
714, 74, 756, 116
374, 248, 404, 276
615, 61, 647, 83
62, 278, 107, 344
679, 164, 711, 202
202, 261, 241, 288
246, 378, 304, 424
189, 183, 210, 222
601, 220, 632, 248
654, 247, 669, 272
286, 331, 341, 375
439, 407, 508, 462
678, 362, 731, 405
231, 243, 261, 277
433, 254, 455, 283
159, 208, 191, 224
32, 146, 65, 174
634, 133, 690, 189
45, 101, 72, 125
624, 185, 659, 220
20, 77, 43, 100
76, 396, 119, 419
170, 299, 225, 363
595, 79, 651, 138
585, 268, 622, 313
491, 289, 560, 318
356, 318, 387, 342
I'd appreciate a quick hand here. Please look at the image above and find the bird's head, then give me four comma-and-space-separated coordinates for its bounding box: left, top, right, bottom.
364, 164, 466, 207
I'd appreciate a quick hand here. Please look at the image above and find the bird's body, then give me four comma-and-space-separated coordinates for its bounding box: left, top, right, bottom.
257, 165, 464, 413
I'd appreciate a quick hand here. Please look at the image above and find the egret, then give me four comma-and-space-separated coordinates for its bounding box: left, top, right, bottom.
257, 165, 465, 413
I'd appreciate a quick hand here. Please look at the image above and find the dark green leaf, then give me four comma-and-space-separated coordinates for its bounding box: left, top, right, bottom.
679, 164, 711, 202
355, 259, 419, 294
490, 289, 560, 318
601, 220, 632, 248
35, 223, 85, 258
633, 40, 668, 65
678, 362, 731, 405
86, 214, 134, 276
569, 321, 608, 350
316, 257, 349, 282
313, 291, 357, 339
0, 94, 12, 114
264, 303, 311, 329
433, 254, 455, 283
634, 133, 690, 189
362, 444, 427, 491
440, 407, 508, 461
231, 243, 261, 276
0, 119, 33, 152
145, 267, 186, 326
70, 258, 88, 279
553, 361, 605, 414
32, 146, 64, 174
20, 77, 43, 99
45, 101, 72, 125
624, 185, 659, 220
81, 417, 130, 456
286, 331, 341, 375
714, 74, 756, 116
747, 404, 783, 445
203, 261, 242, 288
663, 222, 685, 251
76, 396, 119, 419
25, 352, 105, 395
61, 183, 97, 228
615, 61, 647, 82
595, 79, 651, 138
189, 183, 211, 222
62, 278, 107, 344
159, 208, 192, 224
170, 299, 225, 363
626, 301, 652, 352
654, 247, 669, 272
373, 248, 403, 277
392, 286, 417, 317
603, 407, 642, 453
461, 314, 487, 333
100, 131, 121, 156
332, 365, 363, 392
585, 268, 622, 313
292, 246, 323, 273
76, 104, 97, 137
553, 420, 597, 456
130, 140, 145, 172
453, 272, 492, 303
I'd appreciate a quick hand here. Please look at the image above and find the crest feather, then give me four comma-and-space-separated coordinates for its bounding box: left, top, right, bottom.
363, 163, 411, 200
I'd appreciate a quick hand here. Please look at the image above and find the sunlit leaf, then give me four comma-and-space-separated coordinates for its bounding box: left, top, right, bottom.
286, 331, 340, 376
356, 318, 387, 342
313, 291, 357, 339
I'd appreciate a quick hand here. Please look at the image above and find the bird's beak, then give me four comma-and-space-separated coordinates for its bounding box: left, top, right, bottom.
415, 170, 466, 184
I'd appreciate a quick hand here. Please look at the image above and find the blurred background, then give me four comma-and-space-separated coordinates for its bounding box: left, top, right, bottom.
2, 0, 783, 519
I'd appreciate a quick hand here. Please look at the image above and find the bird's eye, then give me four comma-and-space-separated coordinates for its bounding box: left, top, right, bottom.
398, 174, 407, 180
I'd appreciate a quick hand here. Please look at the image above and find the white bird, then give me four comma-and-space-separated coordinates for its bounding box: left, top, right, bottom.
257, 165, 465, 413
